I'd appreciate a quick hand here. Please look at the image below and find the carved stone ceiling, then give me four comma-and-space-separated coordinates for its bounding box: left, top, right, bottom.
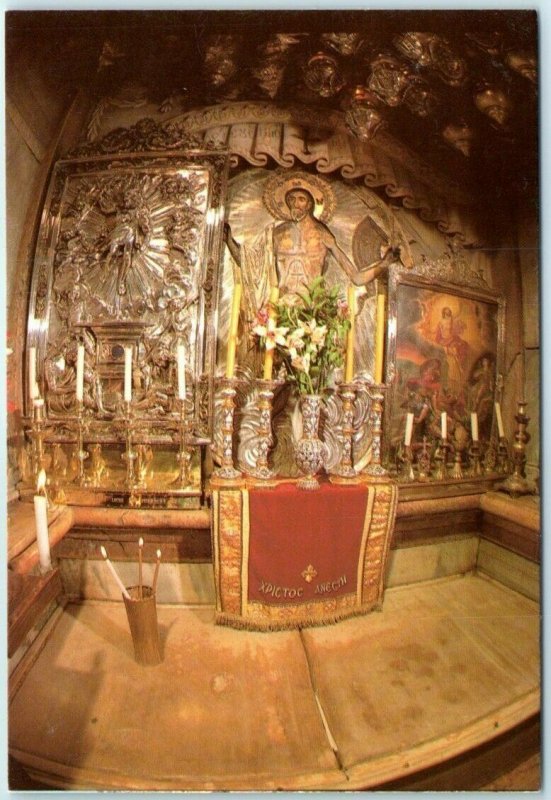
7, 10, 538, 207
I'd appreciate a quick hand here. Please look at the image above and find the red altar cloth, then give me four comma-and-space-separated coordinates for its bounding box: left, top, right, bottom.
247, 483, 369, 605
212, 480, 397, 630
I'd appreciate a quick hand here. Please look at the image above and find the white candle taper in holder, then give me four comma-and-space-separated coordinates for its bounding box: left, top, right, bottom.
124, 346, 133, 403
138, 537, 144, 599
100, 546, 131, 599
76, 343, 85, 402
177, 344, 186, 401
471, 412, 479, 442
34, 470, 51, 572
441, 411, 447, 439
495, 402, 505, 438
404, 412, 414, 446
153, 548, 162, 594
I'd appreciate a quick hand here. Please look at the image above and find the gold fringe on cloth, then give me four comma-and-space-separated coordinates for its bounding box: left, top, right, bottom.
211, 482, 398, 631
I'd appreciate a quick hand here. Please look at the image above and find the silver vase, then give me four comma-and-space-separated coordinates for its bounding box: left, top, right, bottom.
295, 394, 326, 490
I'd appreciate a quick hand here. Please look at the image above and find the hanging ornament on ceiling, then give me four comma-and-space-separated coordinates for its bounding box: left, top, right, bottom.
474, 82, 512, 126
302, 51, 346, 98
442, 121, 474, 156
343, 85, 386, 141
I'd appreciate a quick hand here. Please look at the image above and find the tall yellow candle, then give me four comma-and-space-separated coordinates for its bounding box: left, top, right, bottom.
344, 286, 356, 382
374, 292, 386, 384
225, 282, 242, 378
263, 286, 279, 380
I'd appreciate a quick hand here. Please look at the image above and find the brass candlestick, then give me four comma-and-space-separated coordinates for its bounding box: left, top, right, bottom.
469, 440, 483, 476
433, 437, 451, 480
364, 384, 389, 481
330, 381, 360, 483
175, 397, 193, 487
121, 401, 138, 491
75, 400, 90, 486
211, 377, 242, 484
499, 401, 534, 497
247, 378, 278, 483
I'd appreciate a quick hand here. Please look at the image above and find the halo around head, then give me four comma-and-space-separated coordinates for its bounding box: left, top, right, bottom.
263, 170, 336, 223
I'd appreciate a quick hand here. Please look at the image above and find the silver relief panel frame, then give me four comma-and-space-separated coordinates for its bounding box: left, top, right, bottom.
26, 149, 230, 443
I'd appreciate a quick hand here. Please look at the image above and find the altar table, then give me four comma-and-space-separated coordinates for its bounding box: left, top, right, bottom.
211, 481, 397, 630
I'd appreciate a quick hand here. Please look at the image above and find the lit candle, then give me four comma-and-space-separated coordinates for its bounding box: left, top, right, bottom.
495, 402, 505, 438
34, 470, 51, 572
100, 546, 131, 599
138, 537, 144, 600
124, 346, 133, 402
441, 411, 447, 439
177, 343, 186, 401
28, 346, 39, 400
153, 548, 162, 594
374, 292, 386, 384
225, 283, 242, 378
345, 286, 356, 383
404, 412, 414, 446
471, 412, 479, 442
76, 343, 85, 402
263, 286, 279, 381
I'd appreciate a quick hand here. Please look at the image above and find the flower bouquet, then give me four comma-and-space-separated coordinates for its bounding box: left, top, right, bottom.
252, 276, 350, 394
252, 277, 351, 488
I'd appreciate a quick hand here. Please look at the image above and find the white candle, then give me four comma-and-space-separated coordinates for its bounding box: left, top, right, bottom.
177, 343, 186, 401
100, 546, 131, 599
33, 397, 45, 421
225, 283, 242, 378
28, 346, 38, 400
471, 412, 479, 442
495, 402, 505, 438
441, 411, 447, 439
124, 346, 133, 403
76, 344, 85, 402
404, 412, 414, 446
34, 471, 51, 571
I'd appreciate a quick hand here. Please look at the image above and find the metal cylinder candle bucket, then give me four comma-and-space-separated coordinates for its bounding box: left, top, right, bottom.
123, 585, 162, 666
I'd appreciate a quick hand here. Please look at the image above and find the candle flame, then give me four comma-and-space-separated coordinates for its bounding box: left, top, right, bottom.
36, 469, 47, 493
157, 549, 162, 559
100, 545, 108, 559
139, 537, 144, 547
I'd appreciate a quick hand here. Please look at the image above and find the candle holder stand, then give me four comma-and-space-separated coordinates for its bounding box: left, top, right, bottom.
499, 401, 534, 497
211, 377, 243, 486
247, 379, 279, 485
121, 401, 138, 492
363, 384, 389, 482
123, 585, 162, 666
330, 381, 361, 484
174, 397, 193, 488
469, 440, 483, 477
75, 401, 90, 486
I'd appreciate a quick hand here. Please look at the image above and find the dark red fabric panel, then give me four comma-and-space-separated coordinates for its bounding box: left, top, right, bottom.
248, 482, 368, 605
